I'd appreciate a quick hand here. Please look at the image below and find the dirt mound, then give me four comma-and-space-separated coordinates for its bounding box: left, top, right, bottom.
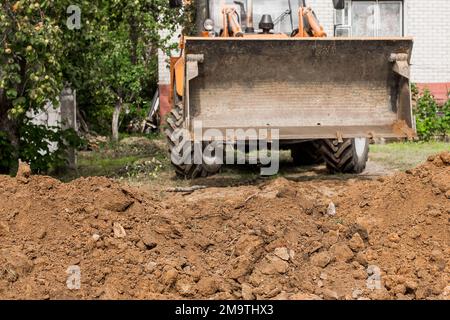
0, 152, 448, 300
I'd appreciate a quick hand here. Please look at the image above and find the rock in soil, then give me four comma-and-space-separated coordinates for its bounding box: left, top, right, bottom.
197, 277, 218, 296
274, 247, 291, 261
113, 222, 126, 238
330, 244, 354, 262
311, 251, 332, 268
348, 233, 365, 252
16, 160, 31, 184
257, 254, 289, 275
241, 283, 255, 300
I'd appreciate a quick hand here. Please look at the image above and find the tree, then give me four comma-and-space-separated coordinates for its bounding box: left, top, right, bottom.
0, 0, 183, 172
414, 89, 450, 140
0, 1, 70, 172
0, 2, 63, 154
62, 0, 182, 141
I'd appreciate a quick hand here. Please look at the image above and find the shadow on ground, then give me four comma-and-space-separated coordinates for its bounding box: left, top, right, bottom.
182, 159, 383, 189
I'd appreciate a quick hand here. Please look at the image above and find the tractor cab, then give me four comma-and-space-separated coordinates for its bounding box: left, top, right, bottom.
207, 0, 296, 35
170, 0, 345, 37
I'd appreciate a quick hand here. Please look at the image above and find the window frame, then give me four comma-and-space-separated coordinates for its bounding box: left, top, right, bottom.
334, 0, 404, 37
377, 1, 403, 37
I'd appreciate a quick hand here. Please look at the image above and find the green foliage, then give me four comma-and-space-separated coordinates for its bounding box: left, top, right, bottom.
370, 141, 450, 171
438, 99, 450, 138
0, 132, 14, 172
19, 121, 83, 173
414, 89, 450, 140
414, 89, 439, 140
119, 102, 149, 132
0, 1, 182, 172
0, 0, 65, 117
181, 1, 198, 35
0, 121, 84, 174
411, 83, 419, 101
0, 1, 71, 173
63, 0, 181, 135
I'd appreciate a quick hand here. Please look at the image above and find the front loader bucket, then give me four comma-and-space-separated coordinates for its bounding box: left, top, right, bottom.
183, 37, 414, 140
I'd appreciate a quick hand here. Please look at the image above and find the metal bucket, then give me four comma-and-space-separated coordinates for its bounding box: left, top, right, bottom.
184, 37, 414, 140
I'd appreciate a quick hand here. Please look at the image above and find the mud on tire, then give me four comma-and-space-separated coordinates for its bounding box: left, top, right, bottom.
321, 138, 369, 174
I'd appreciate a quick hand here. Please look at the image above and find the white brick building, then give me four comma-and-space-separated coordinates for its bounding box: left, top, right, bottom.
158, 0, 450, 112
158, 29, 178, 87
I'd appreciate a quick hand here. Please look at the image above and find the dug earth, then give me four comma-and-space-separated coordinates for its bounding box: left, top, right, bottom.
0, 152, 449, 300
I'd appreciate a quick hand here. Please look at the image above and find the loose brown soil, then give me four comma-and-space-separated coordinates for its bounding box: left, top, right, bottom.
0, 152, 449, 300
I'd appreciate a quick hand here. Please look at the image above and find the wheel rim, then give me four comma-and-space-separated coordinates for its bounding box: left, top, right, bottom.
354, 138, 366, 159
203, 141, 224, 171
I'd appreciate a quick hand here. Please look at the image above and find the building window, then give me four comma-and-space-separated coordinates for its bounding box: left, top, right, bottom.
334, 0, 403, 37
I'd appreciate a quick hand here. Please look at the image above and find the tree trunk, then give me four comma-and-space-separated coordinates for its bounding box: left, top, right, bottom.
0, 55, 27, 172
76, 108, 89, 133
0, 89, 19, 173
0, 90, 19, 148
129, 17, 138, 65
112, 99, 122, 142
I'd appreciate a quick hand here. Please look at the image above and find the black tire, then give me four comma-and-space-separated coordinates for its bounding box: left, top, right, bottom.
291, 141, 323, 165
333, 0, 346, 10
165, 87, 222, 179
321, 138, 369, 174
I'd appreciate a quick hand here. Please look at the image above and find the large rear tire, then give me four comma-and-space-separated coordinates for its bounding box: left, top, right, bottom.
165, 89, 222, 179
321, 138, 369, 174
290, 141, 323, 165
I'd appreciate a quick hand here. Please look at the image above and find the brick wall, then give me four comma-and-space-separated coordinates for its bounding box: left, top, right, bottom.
307, 0, 335, 36
404, 0, 450, 84
158, 29, 181, 85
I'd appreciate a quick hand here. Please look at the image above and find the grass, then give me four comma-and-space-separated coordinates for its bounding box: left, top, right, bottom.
370, 141, 449, 171
58, 136, 449, 186
77, 154, 142, 177
58, 135, 170, 182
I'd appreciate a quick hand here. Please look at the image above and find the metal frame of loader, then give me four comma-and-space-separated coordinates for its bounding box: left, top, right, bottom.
165, 0, 415, 179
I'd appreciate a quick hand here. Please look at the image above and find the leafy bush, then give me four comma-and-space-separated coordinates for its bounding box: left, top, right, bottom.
414, 89, 449, 140
437, 99, 450, 138
0, 132, 14, 173
1, 0, 180, 173
18, 122, 83, 174
1, 125, 83, 174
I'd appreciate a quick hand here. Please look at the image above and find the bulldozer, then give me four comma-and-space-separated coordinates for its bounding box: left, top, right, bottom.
166, 0, 414, 178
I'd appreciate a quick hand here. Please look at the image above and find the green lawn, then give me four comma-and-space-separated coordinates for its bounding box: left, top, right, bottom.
59, 135, 170, 182
59, 137, 449, 185
77, 154, 143, 177
370, 141, 449, 171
